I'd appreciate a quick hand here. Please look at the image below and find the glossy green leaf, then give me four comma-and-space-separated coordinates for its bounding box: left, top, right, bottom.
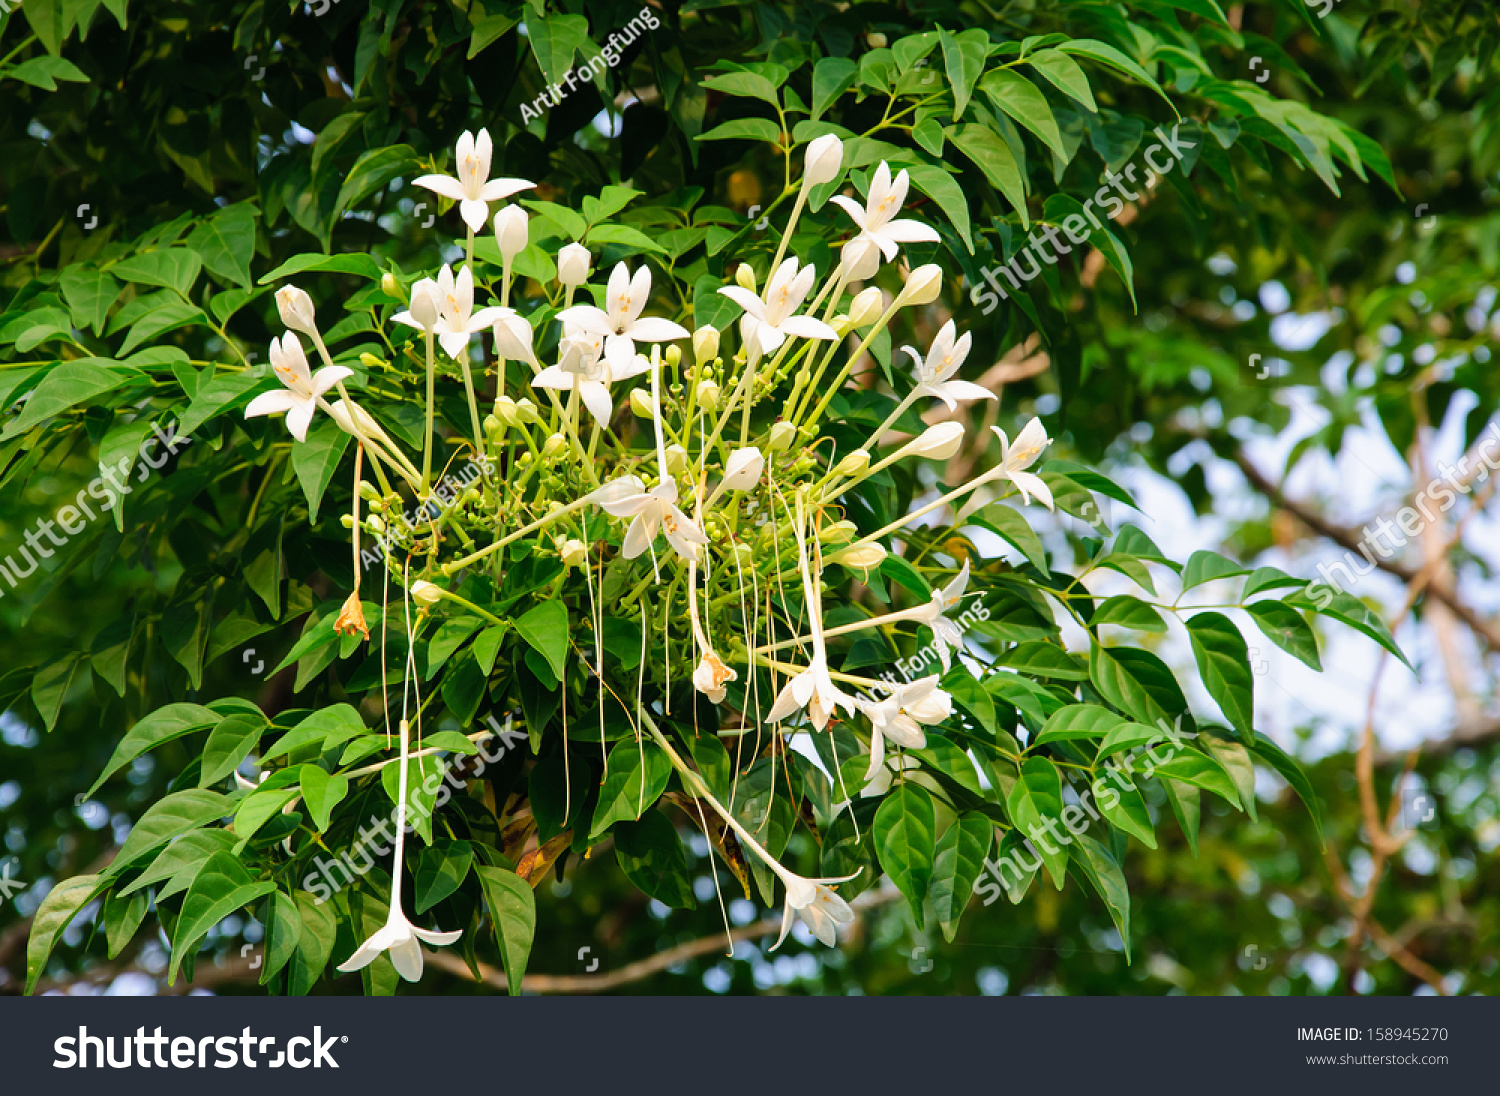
475, 866, 536, 995
930, 812, 992, 942
1185, 612, 1255, 742
873, 782, 938, 926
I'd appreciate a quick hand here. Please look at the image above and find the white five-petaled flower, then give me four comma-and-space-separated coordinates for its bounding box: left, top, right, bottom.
595, 474, 709, 563
244, 333, 352, 443
766, 651, 857, 732
911, 560, 973, 673
773, 870, 860, 949
830, 161, 940, 261
556, 262, 691, 376
904, 320, 996, 411
413, 128, 534, 233
991, 418, 1054, 510
532, 323, 646, 425
431, 264, 508, 361
718, 258, 838, 357
336, 904, 462, 983
857, 676, 952, 784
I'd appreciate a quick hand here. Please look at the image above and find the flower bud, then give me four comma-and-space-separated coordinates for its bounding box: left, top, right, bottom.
818, 519, 858, 544
366, 514, 386, 535
380, 272, 401, 300
722, 447, 763, 490
494, 396, 518, 426
905, 421, 966, 460
665, 443, 688, 475
867, 32, 888, 48
696, 378, 721, 411
830, 542, 887, 571
768, 421, 796, 452
897, 264, 943, 306
559, 538, 588, 569
693, 325, 720, 366
835, 449, 871, 477
802, 134, 844, 189
542, 433, 567, 458
515, 398, 540, 424
276, 285, 318, 335
483, 413, 503, 438
410, 580, 443, 607
735, 263, 757, 293
629, 388, 654, 418
340, 514, 355, 529
407, 278, 442, 330
328, 399, 380, 439
666, 344, 681, 368
557, 242, 592, 287
848, 286, 884, 328
357, 481, 382, 503
493, 205, 529, 263
841, 235, 882, 281
359, 352, 386, 371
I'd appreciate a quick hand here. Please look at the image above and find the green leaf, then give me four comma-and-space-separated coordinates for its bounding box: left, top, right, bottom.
1058, 39, 1178, 118
1002, 640, 1087, 680
979, 69, 1069, 162
232, 786, 300, 849
514, 600, 569, 680
1184, 612, 1255, 742
521, 199, 587, 241
58, 267, 121, 333
415, 840, 474, 914
930, 812, 991, 942
523, 9, 587, 86
1288, 587, 1411, 669
1004, 757, 1066, 887
1162, 778, 1201, 855
1033, 703, 1125, 746
185, 204, 258, 288
102, 887, 149, 959
120, 299, 203, 355
298, 765, 349, 832
168, 851, 275, 984
199, 714, 266, 787
1090, 594, 1165, 633
1250, 732, 1322, 841
333, 145, 417, 221
1148, 750, 1242, 808
117, 829, 236, 898
1095, 720, 1167, 761
25, 874, 106, 994
112, 790, 231, 875
702, 70, 779, 106
616, 810, 698, 908
3, 360, 130, 438
913, 733, 984, 795
949, 124, 1029, 229
1246, 600, 1322, 671
940, 27, 990, 121
112, 249, 202, 294
1068, 834, 1130, 959
1201, 734, 1258, 822
1025, 48, 1096, 111
873, 782, 938, 927
262, 704, 366, 760
1095, 771, 1156, 848
260, 891, 302, 984
970, 502, 1048, 574
1181, 549, 1249, 590
286, 895, 337, 996
811, 56, 857, 120
475, 867, 536, 995
1242, 565, 1306, 599
697, 117, 781, 143
290, 418, 352, 522
30, 655, 84, 732
589, 739, 671, 837
258, 252, 384, 284
9, 54, 89, 89
583, 222, 666, 254
1088, 644, 1169, 727
86, 702, 219, 797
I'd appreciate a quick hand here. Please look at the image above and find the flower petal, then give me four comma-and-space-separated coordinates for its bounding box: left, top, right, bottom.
556, 305, 613, 337
480, 177, 535, 202
459, 198, 490, 232
285, 400, 318, 443
628, 317, 690, 343
245, 390, 301, 419
412, 174, 468, 202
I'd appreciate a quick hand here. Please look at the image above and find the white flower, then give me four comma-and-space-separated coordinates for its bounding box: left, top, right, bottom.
991, 418, 1054, 510
773, 870, 859, 949
532, 322, 647, 425
413, 128, 535, 233
911, 560, 973, 672
830, 161, 940, 261
858, 676, 952, 783
692, 651, 737, 704
904, 421, 966, 460
336, 902, 461, 982
802, 134, 844, 189
491, 308, 537, 365
721, 447, 764, 491
847, 286, 884, 328
595, 475, 710, 562
244, 334, 352, 442
895, 263, 943, 306
692, 325, 720, 365
766, 652, 856, 732
430, 264, 508, 360
410, 580, 444, 607
556, 262, 691, 375
393, 277, 442, 331
557, 242, 592, 287
829, 542, 887, 572
718, 258, 838, 356
841, 235, 882, 280
275, 285, 318, 335
903, 320, 995, 411
493, 204, 529, 262
327, 398, 380, 439
858, 754, 920, 798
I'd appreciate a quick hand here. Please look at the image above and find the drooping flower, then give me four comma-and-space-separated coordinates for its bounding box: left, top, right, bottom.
531, 323, 646, 425
831, 161, 941, 261
773, 870, 860, 949
692, 650, 737, 704
991, 418, 1054, 510
336, 897, 461, 983
910, 560, 973, 672
904, 320, 996, 411
413, 129, 534, 233
594, 475, 709, 562
432, 264, 509, 360
717, 258, 838, 356
244, 333, 352, 443
556, 262, 690, 375
766, 652, 857, 732
334, 591, 370, 641
857, 676, 952, 783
